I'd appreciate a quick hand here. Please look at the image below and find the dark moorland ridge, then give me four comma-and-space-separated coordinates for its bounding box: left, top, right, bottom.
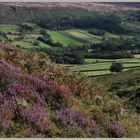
102, 2, 140, 8
0, 2, 140, 11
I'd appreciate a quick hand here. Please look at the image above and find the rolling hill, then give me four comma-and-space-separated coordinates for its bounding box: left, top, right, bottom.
0, 44, 140, 137
0, 2, 140, 138
0, 2, 140, 24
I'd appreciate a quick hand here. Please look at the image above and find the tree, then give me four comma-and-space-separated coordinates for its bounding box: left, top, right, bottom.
40, 29, 50, 38
33, 40, 40, 46
110, 62, 124, 72
19, 24, 34, 33
0, 31, 7, 38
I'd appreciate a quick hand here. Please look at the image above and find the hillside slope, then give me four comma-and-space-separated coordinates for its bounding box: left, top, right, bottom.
1, 2, 140, 11
0, 2, 140, 24
0, 44, 140, 137
96, 68, 140, 113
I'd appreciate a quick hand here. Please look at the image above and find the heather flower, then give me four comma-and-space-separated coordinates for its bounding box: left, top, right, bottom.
54, 108, 95, 127
109, 122, 124, 138
0, 44, 12, 49
20, 104, 47, 124
0, 99, 16, 133
54, 108, 97, 136
8, 83, 26, 95
28, 74, 46, 89
19, 104, 51, 134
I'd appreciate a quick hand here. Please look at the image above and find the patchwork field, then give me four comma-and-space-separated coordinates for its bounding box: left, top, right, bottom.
0, 24, 134, 48
63, 29, 102, 43
1, 24, 140, 75
0, 24, 19, 32
47, 30, 84, 46
70, 58, 140, 77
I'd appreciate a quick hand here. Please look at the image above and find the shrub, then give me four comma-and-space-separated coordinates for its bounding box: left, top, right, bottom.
88, 29, 105, 36
110, 62, 124, 72
109, 122, 124, 138
54, 108, 97, 137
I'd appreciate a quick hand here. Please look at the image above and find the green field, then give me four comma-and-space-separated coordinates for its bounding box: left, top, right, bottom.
134, 54, 140, 59
82, 70, 111, 76
47, 30, 84, 46
12, 40, 51, 49
63, 29, 102, 43
47, 29, 102, 46
1, 24, 140, 74
10, 33, 51, 49
0, 24, 19, 32
85, 58, 140, 64
70, 58, 140, 76
0, 24, 134, 48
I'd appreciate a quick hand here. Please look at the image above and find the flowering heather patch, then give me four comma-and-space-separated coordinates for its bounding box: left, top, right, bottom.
54, 108, 97, 136
0, 45, 74, 136
54, 108, 85, 126
0, 44, 12, 49
19, 104, 51, 134
0, 44, 138, 137
109, 122, 124, 138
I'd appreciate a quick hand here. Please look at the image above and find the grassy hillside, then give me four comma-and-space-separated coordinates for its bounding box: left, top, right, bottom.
96, 68, 140, 114
0, 44, 140, 137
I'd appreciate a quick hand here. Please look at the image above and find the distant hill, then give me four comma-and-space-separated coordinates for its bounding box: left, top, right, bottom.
0, 2, 139, 26
103, 2, 140, 8
1, 2, 140, 11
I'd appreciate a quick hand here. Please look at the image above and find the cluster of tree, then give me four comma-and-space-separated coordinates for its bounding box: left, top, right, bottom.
32, 45, 87, 64
90, 37, 140, 53
91, 38, 131, 51
0, 31, 14, 44
32, 36, 140, 63
86, 51, 134, 59
110, 62, 124, 72
126, 11, 140, 21
37, 12, 127, 34
37, 29, 63, 47
37, 36, 63, 47
40, 29, 50, 38
0, 4, 139, 35
84, 37, 140, 59
88, 29, 105, 36
0, 31, 7, 37
19, 24, 34, 33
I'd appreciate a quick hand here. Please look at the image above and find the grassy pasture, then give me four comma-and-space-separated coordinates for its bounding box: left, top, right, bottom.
11, 33, 51, 49
82, 70, 111, 76
12, 40, 35, 49
70, 63, 111, 71
70, 58, 140, 77
64, 29, 102, 43
124, 22, 140, 30
12, 40, 51, 49
85, 58, 140, 64
0, 24, 133, 49
71, 62, 140, 72
134, 54, 140, 59
0, 24, 19, 32
47, 30, 84, 46
0, 23, 41, 33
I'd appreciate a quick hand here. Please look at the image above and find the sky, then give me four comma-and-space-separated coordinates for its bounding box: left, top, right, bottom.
0, 0, 140, 2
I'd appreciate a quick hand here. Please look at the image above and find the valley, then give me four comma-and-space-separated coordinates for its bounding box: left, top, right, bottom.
0, 2, 140, 138
1, 22, 140, 77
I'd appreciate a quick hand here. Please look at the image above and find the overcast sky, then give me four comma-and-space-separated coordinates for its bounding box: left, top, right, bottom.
0, 0, 140, 2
